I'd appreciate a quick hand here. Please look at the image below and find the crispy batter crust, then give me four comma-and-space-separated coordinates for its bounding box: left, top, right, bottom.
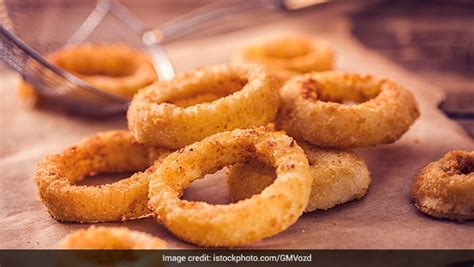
147, 127, 312, 247
59, 226, 166, 249
127, 64, 279, 149
412, 150, 474, 221
276, 71, 420, 148
18, 44, 157, 103
228, 141, 371, 212
233, 35, 334, 86
35, 131, 170, 223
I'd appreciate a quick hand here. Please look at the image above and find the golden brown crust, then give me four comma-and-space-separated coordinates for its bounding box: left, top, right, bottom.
147, 127, 312, 247
127, 63, 280, 149
234, 35, 334, 86
412, 150, 474, 221
35, 130, 170, 223
276, 71, 420, 148
59, 226, 167, 249
228, 141, 371, 212
18, 44, 157, 101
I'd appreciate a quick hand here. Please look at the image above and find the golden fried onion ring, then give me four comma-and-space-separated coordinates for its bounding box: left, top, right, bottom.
35, 131, 170, 223
147, 127, 312, 247
234, 35, 334, 85
127, 64, 279, 149
276, 72, 420, 148
59, 226, 167, 249
18, 44, 157, 103
412, 150, 474, 221
228, 142, 371, 212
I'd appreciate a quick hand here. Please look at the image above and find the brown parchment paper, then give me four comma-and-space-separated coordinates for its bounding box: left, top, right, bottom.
1, 10, 473, 249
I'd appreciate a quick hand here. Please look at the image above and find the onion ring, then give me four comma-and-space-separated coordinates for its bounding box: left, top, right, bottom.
147, 127, 312, 247
233, 35, 334, 85
412, 150, 474, 221
228, 141, 371, 212
59, 226, 167, 249
127, 64, 279, 149
18, 43, 157, 104
172, 92, 221, 108
35, 130, 170, 223
276, 71, 420, 148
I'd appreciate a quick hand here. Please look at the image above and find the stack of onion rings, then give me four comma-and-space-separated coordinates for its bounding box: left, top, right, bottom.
59, 226, 167, 249
412, 150, 474, 221
26, 35, 438, 247
127, 63, 279, 149
35, 131, 170, 223
228, 141, 371, 212
147, 127, 312, 247
18, 44, 157, 104
276, 71, 419, 148
234, 35, 334, 85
